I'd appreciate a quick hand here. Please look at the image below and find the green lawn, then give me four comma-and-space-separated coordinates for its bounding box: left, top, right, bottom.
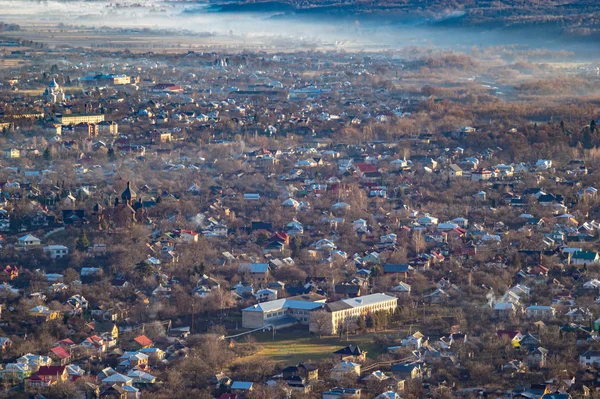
233, 327, 409, 365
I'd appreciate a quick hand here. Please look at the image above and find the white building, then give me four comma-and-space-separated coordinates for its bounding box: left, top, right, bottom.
43, 79, 65, 104
44, 245, 69, 259
18, 234, 41, 248
242, 298, 325, 330
310, 293, 398, 335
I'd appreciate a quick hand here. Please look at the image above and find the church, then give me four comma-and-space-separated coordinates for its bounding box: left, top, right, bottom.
42, 78, 65, 104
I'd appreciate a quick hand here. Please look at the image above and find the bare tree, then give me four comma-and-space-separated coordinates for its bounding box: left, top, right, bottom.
412, 231, 425, 254
310, 310, 331, 338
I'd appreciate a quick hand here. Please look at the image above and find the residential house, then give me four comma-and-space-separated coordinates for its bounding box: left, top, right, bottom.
383, 264, 413, 279
391, 362, 424, 380
4, 148, 20, 159
0, 265, 18, 281
330, 361, 360, 380
494, 302, 518, 320
238, 263, 270, 283
231, 381, 253, 394
18, 234, 41, 248
0, 337, 12, 351
390, 281, 411, 296
91, 321, 120, 341
322, 387, 361, 399
570, 251, 600, 265
580, 350, 600, 366
526, 305, 556, 320
44, 245, 69, 259
50, 345, 71, 366
528, 347, 549, 369
282, 363, 319, 382
81, 335, 107, 355
101, 373, 139, 398
448, 164, 463, 178
25, 366, 68, 393
471, 168, 492, 181
29, 306, 60, 321
401, 332, 425, 349
255, 288, 278, 302
332, 345, 367, 362
132, 335, 153, 349
126, 369, 156, 385
1, 363, 32, 382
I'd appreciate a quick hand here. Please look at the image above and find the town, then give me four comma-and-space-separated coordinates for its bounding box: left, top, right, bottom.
0, 14, 599, 399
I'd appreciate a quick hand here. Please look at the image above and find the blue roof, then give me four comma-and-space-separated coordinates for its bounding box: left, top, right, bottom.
391, 362, 420, 372
573, 250, 598, 260
324, 387, 361, 394
383, 264, 410, 273
241, 263, 269, 273
231, 381, 253, 390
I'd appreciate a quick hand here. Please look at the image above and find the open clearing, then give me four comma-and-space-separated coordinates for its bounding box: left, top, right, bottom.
233, 328, 410, 365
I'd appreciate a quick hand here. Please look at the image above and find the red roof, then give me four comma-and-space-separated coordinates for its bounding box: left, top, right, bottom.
51, 346, 70, 359
84, 335, 105, 347
134, 335, 153, 347
57, 338, 76, 347
2, 265, 17, 274
272, 232, 288, 242
355, 163, 377, 173
534, 264, 549, 273
37, 366, 66, 376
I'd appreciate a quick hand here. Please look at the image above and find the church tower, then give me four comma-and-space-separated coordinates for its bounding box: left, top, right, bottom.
42, 78, 65, 104
121, 182, 136, 206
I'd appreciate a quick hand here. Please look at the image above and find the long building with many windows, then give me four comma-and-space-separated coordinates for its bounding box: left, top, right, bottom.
55, 113, 105, 125
241, 293, 398, 334
309, 293, 398, 335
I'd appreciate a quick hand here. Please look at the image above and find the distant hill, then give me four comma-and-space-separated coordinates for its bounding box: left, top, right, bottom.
213, 0, 600, 35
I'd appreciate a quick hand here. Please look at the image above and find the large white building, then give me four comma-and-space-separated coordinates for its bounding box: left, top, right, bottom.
43, 79, 65, 104
242, 298, 325, 330
242, 293, 398, 335
310, 293, 398, 335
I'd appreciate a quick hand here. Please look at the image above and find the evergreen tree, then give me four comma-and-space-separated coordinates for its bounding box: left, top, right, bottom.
76, 231, 90, 252
591, 119, 597, 134
135, 261, 154, 277
583, 128, 593, 149
43, 147, 51, 161
371, 265, 381, 277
